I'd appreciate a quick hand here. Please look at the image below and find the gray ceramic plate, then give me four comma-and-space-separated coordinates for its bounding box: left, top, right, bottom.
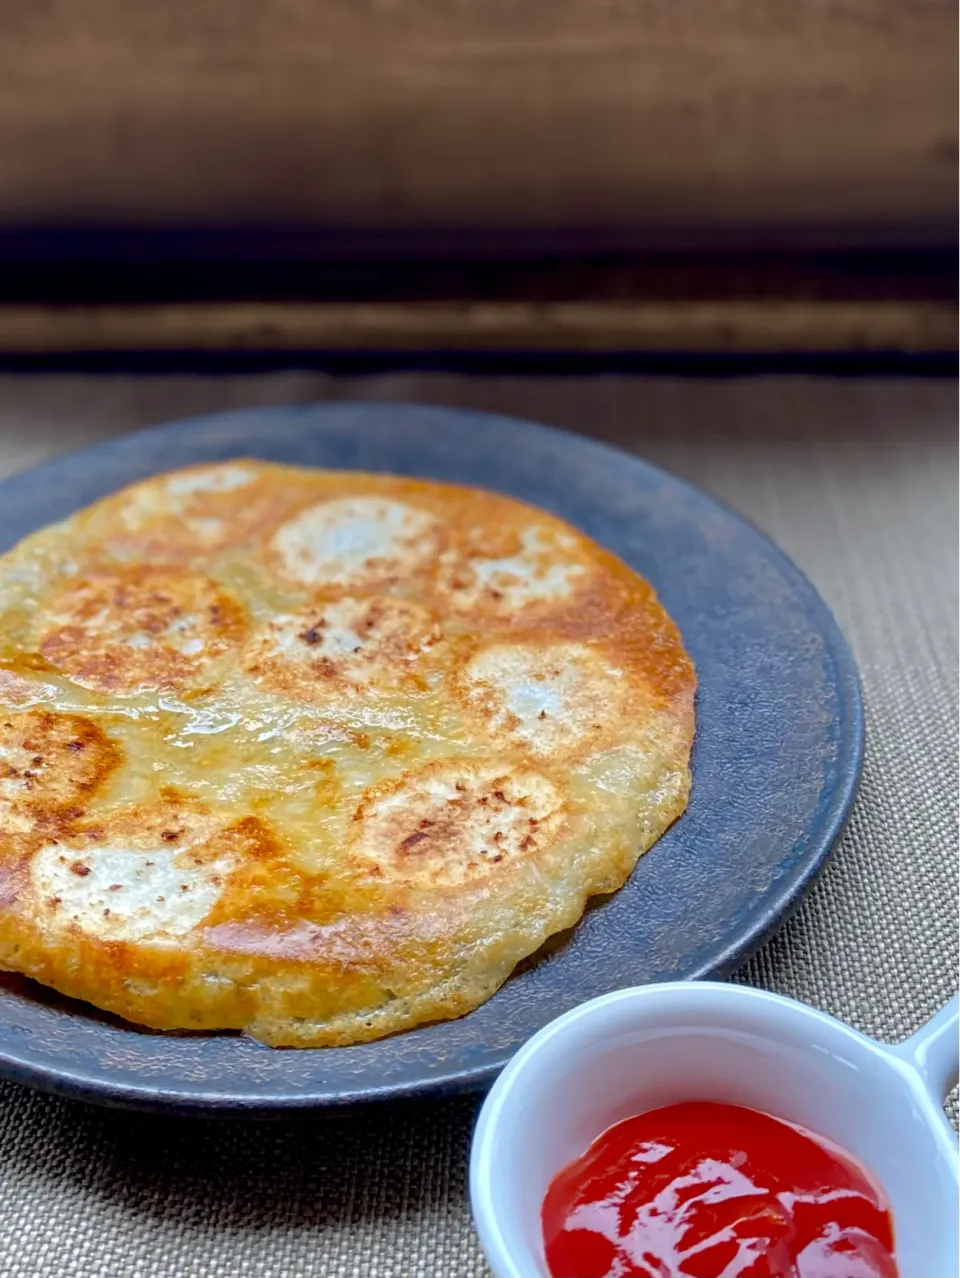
0, 403, 862, 1113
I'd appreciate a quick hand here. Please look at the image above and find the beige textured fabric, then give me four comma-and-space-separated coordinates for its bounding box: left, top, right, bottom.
0, 373, 955, 1277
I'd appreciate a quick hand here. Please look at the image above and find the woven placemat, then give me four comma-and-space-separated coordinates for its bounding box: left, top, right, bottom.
0, 373, 955, 1277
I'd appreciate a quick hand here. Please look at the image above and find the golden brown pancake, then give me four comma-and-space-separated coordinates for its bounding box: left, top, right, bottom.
0, 460, 695, 1047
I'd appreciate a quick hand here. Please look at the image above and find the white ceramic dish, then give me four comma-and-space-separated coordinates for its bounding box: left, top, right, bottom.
470, 981, 959, 1278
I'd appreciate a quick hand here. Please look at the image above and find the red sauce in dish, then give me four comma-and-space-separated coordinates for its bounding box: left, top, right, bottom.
542, 1101, 898, 1278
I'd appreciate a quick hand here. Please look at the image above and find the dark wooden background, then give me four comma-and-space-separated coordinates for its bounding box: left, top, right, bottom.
0, 0, 955, 354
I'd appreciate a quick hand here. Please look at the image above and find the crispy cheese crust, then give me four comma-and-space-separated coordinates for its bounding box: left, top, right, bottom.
0, 461, 695, 1047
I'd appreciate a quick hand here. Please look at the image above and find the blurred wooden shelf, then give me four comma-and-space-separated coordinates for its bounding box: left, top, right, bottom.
1, 1, 955, 250
0, 297, 953, 355
0, 251, 953, 354
2, 2, 954, 355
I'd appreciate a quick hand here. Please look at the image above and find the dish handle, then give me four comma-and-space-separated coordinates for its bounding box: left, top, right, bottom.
890, 994, 959, 1127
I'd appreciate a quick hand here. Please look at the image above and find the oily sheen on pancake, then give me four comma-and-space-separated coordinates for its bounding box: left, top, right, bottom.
0, 461, 695, 1047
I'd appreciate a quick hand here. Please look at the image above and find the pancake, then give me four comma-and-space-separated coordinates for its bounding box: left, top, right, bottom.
0, 459, 695, 1047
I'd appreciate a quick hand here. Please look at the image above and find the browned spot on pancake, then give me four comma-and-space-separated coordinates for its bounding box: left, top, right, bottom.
37, 567, 246, 692
0, 860, 26, 907
0, 709, 121, 835
88, 461, 303, 563
307, 757, 342, 811
28, 803, 247, 945
452, 638, 633, 761
350, 759, 566, 889
189, 814, 304, 926
434, 517, 594, 624
268, 496, 442, 589
243, 595, 441, 701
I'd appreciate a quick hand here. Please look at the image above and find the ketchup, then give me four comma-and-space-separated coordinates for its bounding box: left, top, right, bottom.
542, 1101, 897, 1278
